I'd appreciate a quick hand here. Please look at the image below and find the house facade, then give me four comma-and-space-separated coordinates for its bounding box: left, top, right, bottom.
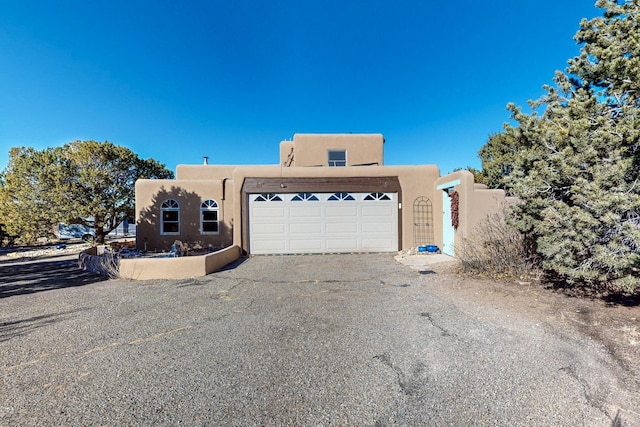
135, 133, 509, 256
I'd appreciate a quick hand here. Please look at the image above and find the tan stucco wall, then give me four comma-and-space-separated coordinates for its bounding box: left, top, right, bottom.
176, 164, 238, 180
436, 170, 509, 250
137, 163, 442, 253
119, 245, 241, 280
134, 132, 515, 259
228, 164, 440, 252
292, 133, 384, 167
280, 141, 295, 165
135, 164, 515, 257
135, 178, 234, 251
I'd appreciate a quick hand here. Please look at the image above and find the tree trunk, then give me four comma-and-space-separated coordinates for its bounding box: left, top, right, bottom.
94, 228, 107, 244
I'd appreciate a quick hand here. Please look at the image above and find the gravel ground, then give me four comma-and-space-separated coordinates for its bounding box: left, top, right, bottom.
1, 253, 639, 426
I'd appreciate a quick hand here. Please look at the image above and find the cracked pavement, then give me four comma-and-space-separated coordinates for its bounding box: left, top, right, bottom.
1, 253, 638, 425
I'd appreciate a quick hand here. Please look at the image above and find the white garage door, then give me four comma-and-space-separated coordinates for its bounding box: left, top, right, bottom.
249, 192, 398, 255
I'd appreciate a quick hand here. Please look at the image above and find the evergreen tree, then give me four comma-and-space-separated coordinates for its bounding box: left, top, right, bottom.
0, 141, 174, 244
479, 0, 640, 291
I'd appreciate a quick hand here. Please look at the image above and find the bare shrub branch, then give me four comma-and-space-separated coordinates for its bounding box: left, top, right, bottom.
457, 205, 538, 279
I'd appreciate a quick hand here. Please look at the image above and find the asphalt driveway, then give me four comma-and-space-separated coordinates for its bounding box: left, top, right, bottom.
1, 254, 637, 426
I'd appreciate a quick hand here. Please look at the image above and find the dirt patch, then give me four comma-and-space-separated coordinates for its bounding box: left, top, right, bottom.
411, 259, 640, 384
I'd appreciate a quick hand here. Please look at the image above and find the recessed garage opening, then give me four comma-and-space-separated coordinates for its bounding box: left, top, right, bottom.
249, 192, 398, 254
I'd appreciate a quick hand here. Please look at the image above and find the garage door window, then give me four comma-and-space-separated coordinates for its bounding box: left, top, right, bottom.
292, 192, 319, 201
364, 192, 391, 201
200, 199, 219, 234
254, 193, 283, 202
161, 199, 180, 235
328, 192, 355, 201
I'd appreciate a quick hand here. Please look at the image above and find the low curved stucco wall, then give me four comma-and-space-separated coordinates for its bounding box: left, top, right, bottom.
118, 245, 242, 280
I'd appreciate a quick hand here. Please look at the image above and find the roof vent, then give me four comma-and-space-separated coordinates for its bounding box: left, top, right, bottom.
203, 156, 209, 165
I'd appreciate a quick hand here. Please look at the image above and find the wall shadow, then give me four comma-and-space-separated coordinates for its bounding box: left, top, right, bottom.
137, 185, 233, 251
0, 258, 108, 298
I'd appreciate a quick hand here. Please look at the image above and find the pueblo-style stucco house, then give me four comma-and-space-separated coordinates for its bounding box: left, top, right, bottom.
135, 133, 508, 257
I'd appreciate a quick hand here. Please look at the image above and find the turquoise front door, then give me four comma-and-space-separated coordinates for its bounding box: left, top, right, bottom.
442, 190, 455, 256
436, 180, 459, 257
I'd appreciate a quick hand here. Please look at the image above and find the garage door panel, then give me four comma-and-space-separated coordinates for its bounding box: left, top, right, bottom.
326, 239, 359, 250
252, 206, 286, 217
289, 239, 323, 251
251, 239, 286, 252
325, 206, 358, 217
325, 222, 358, 233
249, 192, 397, 254
289, 206, 322, 218
252, 223, 286, 234
362, 238, 395, 250
289, 223, 322, 234
362, 222, 394, 233
362, 205, 395, 217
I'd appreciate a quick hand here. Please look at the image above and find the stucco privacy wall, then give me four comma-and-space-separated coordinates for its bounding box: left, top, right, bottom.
436, 170, 510, 250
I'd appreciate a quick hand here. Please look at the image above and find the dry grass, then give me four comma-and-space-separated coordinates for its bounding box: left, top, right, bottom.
457, 208, 538, 280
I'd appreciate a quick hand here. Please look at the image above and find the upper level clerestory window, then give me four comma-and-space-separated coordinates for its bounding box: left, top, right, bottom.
328, 150, 346, 167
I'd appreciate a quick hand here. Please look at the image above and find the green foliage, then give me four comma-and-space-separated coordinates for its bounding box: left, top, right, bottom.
0, 141, 173, 244
477, 0, 640, 293
452, 166, 486, 184
478, 132, 518, 190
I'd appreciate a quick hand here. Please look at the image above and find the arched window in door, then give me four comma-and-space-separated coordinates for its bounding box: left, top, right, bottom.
413, 196, 434, 247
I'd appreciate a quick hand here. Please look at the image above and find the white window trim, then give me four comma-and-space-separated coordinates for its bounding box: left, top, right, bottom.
328, 150, 347, 167
200, 199, 220, 235
161, 199, 180, 235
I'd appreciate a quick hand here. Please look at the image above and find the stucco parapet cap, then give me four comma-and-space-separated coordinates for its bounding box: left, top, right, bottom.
293, 132, 384, 137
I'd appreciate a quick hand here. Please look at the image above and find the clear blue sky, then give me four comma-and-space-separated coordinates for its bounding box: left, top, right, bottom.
0, 1, 601, 175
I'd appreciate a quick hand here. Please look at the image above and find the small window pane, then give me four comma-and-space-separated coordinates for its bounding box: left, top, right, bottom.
201, 199, 218, 209
328, 150, 346, 167
202, 222, 219, 232
203, 211, 218, 221
163, 222, 179, 233
163, 211, 179, 221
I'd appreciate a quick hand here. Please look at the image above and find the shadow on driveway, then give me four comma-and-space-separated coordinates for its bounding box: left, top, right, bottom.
0, 310, 81, 342
0, 256, 108, 298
